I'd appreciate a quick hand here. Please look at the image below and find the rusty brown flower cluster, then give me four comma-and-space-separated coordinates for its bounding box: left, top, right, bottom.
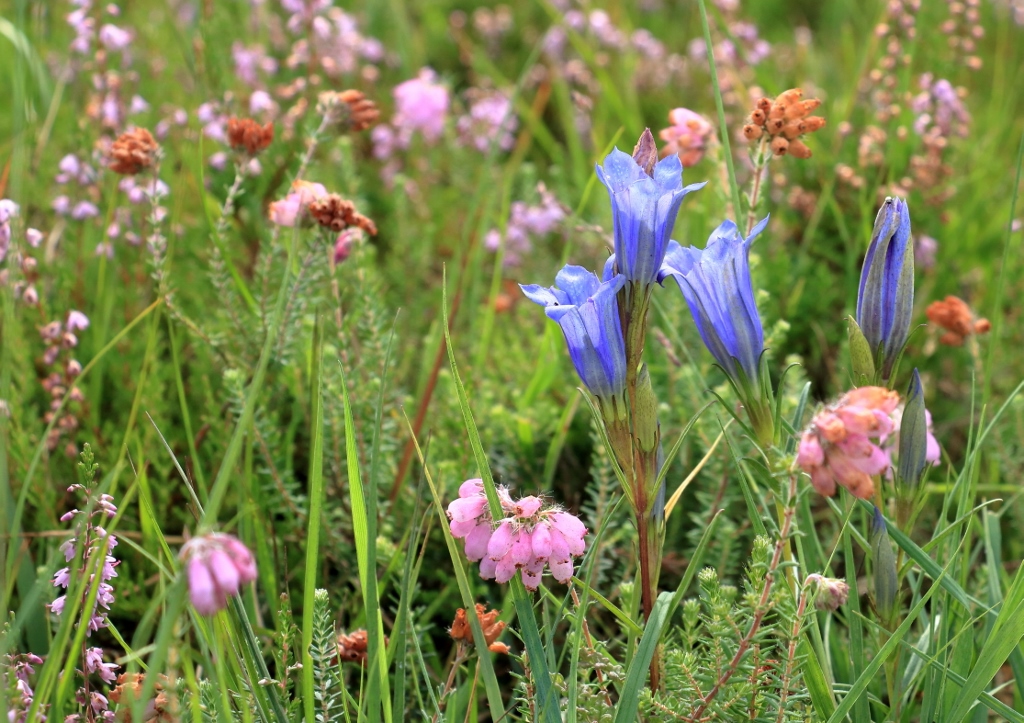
317, 90, 380, 132
308, 194, 378, 235
109, 673, 179, 722
227, 117, 275, 155
926, 295, 990, 346
337, 629, 369, 665
109, 128, 160, 175
742, 89, 826, 159
450, 603, 509, 654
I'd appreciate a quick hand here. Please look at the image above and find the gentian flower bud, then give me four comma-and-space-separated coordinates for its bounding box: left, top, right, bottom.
856, 197, 914, 381
180, 533, 257, 616
871, 507, 899, 624
521, 265, 627, 400
659, 217, 774, 443
597, 129, 705, 288
897, 369, 928, 486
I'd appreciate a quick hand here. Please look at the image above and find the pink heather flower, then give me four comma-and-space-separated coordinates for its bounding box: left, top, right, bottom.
71, 201, 100, 220
268, 180, 328, 226
485, 185, 566, 266
26, 227, 44, 247
797, 386, 901, 500
914, 234, 938, 270
446, 479, 588, 590
22, 285, 39, 305
85, 646, 119, 683
52, 195, 71, 215
659, 108, 715, 167
456, 90, 518, 153
333, 231, 355, 263
98, 23, 132, 51
129, 94, 150, 115
67, 310, 90, 332
249, 89, 278, 116
180, 533, 258, 616
208, 151, 229, 171
393, 68, 449, 146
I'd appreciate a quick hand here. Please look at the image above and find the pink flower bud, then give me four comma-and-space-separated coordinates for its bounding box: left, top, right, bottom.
486, 520, 515, 560
510, 529, 534, 567
513, 495, 542, 518
458, 478, 484, 497
447, 495, 488, 524
463, 522, 492, 561
180, 533, 257, 616
530, 523, 552, 560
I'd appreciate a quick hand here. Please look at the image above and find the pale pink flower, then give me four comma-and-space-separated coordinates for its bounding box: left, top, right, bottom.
67, 310, 90, 332
268, 180, 328, 226
26, 228, 43, 247
99, 23, 132, 51
393, 68, 449, 145
659, 108, 715, 167
797, 386, 900, 500
180, 533, 258, 616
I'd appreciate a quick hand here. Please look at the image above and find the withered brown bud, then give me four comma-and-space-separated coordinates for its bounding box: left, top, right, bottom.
743, 124, 763, 140
750, 108, 766, 125
631, 128, 658, 177
450, 603, 509, 654
109, 128, 160, 175
755, 97, 772, 113
788, 138, 812, 159
974, 318, 991, 334
227, 117, 274, 155
320, 90, 380, 132
781, 122, 804, 140
801, 116, 827, 133
337, 629, 370, 666
770, 136, 790, 156
308, 194, 378, 235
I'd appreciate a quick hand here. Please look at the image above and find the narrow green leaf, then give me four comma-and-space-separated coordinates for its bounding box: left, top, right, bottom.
303, 315, 326, 723
613, 591, 673, 723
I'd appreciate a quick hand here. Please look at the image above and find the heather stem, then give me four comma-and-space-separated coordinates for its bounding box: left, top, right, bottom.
745, 136, 770, 237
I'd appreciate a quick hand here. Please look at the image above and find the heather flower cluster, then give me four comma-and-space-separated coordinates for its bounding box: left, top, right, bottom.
376, 68, 450, 152
39, 311, 90, 455
4, 651, 45, 722
659, 108, 715, 167
180, 533, 258, 616
447, 479, 587, 590
49, 451, 121, 721
456, 89, 518, 153
925, 294, 991, 346
742, 89, 826, 159
484, 184, 567, 267
797, 386, 901, 500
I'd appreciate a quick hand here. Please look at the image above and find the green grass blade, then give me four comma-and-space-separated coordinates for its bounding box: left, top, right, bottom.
613, 591, 673, 723
302, 315, 326, 723
441, 271, 562, 721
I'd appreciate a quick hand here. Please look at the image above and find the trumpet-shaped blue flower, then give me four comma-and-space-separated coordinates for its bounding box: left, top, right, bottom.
521, 265, 627, 399
597, 144, 705, 287
856, 197, 914, 380
658, 217, 769, 386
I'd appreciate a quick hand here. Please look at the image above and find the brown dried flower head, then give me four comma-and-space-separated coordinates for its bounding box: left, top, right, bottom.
308, 193, 378, 235
227, 117, 275, 155
742, 88, 825, 159
337, 629, 370, 665
109, 672, 179, 722
109, 128, 160, 175
317, 90, 380, 132
926, 294, 990, 346
450, 603, 510, 654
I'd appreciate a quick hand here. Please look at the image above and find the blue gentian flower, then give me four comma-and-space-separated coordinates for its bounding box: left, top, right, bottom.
597, 144, 705, 287
521, 265, 627, 399
856, 197, 914, 380
658, 217, 769, 386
